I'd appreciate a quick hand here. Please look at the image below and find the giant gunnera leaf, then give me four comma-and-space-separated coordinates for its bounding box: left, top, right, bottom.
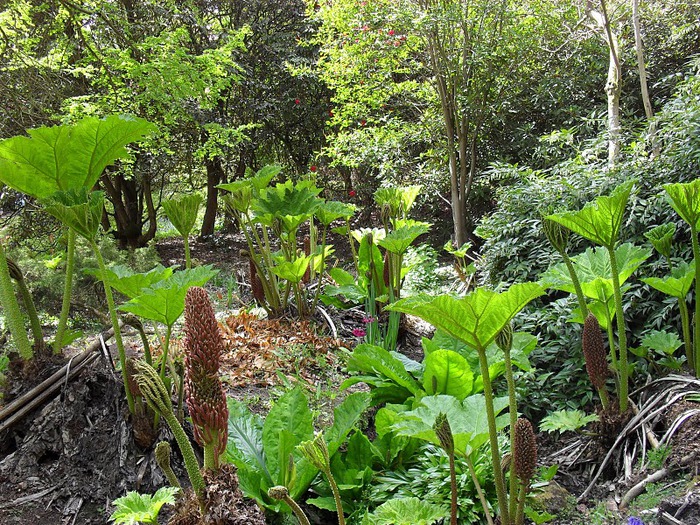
0, 115, 156, 199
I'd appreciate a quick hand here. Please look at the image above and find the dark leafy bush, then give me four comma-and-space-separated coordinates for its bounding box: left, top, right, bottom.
476, 68, 700, 419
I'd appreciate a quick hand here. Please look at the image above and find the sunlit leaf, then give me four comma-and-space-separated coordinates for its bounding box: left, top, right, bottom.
109, 487, 179, 525
364, 497, 446, 525
387, 283, 544, 350
162, 194, 202, 237
0, 115, 156, 198
546, 179, 635, 248
664, 179, 700, 230
43, 188, 104, 241
642, 260, 695, 299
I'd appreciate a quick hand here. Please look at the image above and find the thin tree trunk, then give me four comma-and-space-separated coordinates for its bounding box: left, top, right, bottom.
632, 0, 658, 156
200, 156, 224, 238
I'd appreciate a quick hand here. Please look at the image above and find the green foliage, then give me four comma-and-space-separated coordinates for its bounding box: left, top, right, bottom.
539, 410, 599, 434
0, 115, 156, 198
43, 189, 104, 242
370, 442, 498, 525
109, 487, 179, 524
391, 394, 509, 454
388, 283, 544, 351
224, 388, 370, 512
362, 497, 447, 525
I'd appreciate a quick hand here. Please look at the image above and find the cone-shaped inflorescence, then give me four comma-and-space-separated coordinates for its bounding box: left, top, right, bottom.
513, 417, 537, 525
184, 286, 228, 471
513, 418, 537, 483
583, 313, 610, 408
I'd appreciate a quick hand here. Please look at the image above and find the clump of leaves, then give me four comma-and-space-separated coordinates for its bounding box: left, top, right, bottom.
539, 410, 599, 434
362, 497, 447, 525
109, 487, 179, 524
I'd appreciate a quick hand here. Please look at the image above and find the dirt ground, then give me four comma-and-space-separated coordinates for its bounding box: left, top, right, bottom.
1, 235, 700, 524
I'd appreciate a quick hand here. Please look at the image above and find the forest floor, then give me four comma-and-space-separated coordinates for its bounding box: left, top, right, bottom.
0, 234, 699, 524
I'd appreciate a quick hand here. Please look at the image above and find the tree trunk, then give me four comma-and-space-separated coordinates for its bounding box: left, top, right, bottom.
100, 172, 156, 249
586, 0, 622, 166
200, 156, 224, 238
632, 0, 658, 156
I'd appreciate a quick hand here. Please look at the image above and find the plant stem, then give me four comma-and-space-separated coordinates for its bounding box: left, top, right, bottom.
54, 228, 75, 353
607, 244, 628, 412
8, 260, 44, 352
92, 240, 135, 414
561, 251, 588, 318
0, 240, 32, 359
503, 347, 518, 521
465, 452, 494, 525
447, 450, 458, 525
515, 481, 527, 525
678, 298, 693, 371
183, 234, 191, 269
326, 467, 346, 525
162, 408, 205, 501
159, 324, 173, 381
477, 345, 510, 525
691, 225, 700, 377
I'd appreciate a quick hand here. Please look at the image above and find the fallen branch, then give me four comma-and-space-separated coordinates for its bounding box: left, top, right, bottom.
0, 329, 114, 433
619, 452, 696, 509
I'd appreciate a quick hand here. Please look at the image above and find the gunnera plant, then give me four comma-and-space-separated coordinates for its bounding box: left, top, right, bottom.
183, 286, 228, 471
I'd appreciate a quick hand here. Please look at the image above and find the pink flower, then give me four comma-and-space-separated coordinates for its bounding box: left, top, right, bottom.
352, 328, 366, 338
295, 98, 301, 105
362, 316, 376, 324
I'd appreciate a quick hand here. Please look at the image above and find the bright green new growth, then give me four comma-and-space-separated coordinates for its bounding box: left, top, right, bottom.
664, 179, 700, 377
133, 360, 205, 501
268, 486, 311, 525
0, 237, 32, 359
546, 179, 636, 412
155, 441, 181, 489
6, 258, 44, 352
642, 261, 696, 370
109, 486, 179, 525
362, 498, 447, 525
299, 433, 345, 525
162, 194, 203, 269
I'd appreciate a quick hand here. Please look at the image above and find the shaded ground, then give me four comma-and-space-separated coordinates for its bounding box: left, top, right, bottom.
1, 235, 700, 524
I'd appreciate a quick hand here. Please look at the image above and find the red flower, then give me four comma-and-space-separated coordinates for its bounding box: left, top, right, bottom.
329, 109, 334, 117
349, 190, 357, 197
310, 165, 317, 172
295, 98, 301, 105
388, 29, 395, 36
360, 119, 366, 126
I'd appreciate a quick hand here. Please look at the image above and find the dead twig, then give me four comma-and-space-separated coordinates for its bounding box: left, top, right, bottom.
619, 452, 696, 509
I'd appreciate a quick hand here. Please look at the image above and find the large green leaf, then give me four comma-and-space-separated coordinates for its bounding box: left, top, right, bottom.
161, 194, 202, 237
269, 256, 311, 284
0, 115, 156, 198
324, 391, 371, 457
118, 265, 218, 326
422, 350, 473, 400
43, 188, 104, 241
225, 397, 269, 480
261, 387, 314, 490
316, 200, 356, 226
344, 344, 422, 396
664, 179, 700, 230
252, 179, 322, 233
378, 222, 431, 255
540, 244, 651, 294
546, 179, 635, 248
387, 283, 544, 350
87, 264, 173, 299
391, 394, 509, 454
642, 261, 696, 299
